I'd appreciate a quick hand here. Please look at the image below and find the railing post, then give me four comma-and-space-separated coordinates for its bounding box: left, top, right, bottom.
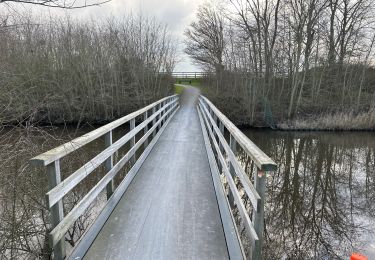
219, 121, 224, 153
211, 111, 216, 134
252, 169, 266, 260
144, 111, 149, 149
163, 100, 167, 122
47, 160, 66, 260
152, 106, 156, 138
105, 131, 114, 199
166, 100, 169, 122
228, 135, 237, 209
161, 101, 165, 125
130, 118, 136, 164
157, 103, 162, 131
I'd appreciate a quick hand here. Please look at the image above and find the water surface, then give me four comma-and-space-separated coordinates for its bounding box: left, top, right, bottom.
1, 127, 374, 259
241, 130, 375, 259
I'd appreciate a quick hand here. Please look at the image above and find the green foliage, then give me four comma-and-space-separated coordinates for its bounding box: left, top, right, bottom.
174, 84, 185, 94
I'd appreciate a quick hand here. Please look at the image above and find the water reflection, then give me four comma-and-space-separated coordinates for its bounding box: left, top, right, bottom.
0, 125, 134, 259
240, 130, 375, 259
2, 126, 374, 259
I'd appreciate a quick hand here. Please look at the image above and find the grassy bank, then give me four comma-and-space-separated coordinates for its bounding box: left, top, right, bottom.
178, 77, 375, 131
277, 109, 375, 131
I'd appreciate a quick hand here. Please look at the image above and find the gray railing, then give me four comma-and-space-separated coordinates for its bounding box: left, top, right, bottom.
30, 95, 179, 260
198, 96, 277, 259
170, 71, 211, 79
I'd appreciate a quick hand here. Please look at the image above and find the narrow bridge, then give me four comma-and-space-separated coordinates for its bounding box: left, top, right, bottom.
170, 71, 209, 79
31, 86, 276, 260
161, 72, 212, 84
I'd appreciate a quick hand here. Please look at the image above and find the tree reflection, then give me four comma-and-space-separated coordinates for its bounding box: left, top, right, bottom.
239, 131, 375, 259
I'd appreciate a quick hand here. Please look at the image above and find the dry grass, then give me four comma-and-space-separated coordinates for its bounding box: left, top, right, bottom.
278, 108, 375, 130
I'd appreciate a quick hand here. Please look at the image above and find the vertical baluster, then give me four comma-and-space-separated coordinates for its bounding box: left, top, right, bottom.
219, 121, 224, 153
212, 111, 216, 134
152, 106, 156, 138
166, 100, 169, 116
105, 131, 114, 199
161, 101, 165, 125
165, 100, 169, 123
47, 160, 66, 260
164, 100, 168, 121
252, 169, 266, 260
144, 111, 149, 149
228, 135, 237, 209
158, 103, 162, 130
130, 118, 136, 164
165, 99, 169, 122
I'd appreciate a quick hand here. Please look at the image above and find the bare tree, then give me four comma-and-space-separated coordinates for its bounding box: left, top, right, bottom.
184, 1, 225, 73
189, 0, 375, 128
0, 0, 110, 9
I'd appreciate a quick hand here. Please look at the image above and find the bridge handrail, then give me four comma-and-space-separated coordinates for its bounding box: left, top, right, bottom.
198, 102, 259, 240
30, 95, 179, 259
198, 95, 277, 259
169, 71, 212, 79
31, 95, 178, 167
200, 96, 277, 171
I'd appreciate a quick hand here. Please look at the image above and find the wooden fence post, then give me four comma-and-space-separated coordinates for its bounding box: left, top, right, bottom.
252, 169, 266, 260
105, 131, 114, 199
47, 160, 66, 260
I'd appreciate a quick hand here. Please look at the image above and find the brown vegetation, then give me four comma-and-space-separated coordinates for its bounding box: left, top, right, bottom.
0, 0, 110, 9
0, 10, 177, 259
186, 0, 375, 130
0, 13, 176, 126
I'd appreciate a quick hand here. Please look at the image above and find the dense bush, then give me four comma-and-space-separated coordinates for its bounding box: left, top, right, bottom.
0, 14, 176, 125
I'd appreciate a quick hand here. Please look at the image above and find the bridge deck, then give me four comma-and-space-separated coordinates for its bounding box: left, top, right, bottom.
81, 88, 230, 259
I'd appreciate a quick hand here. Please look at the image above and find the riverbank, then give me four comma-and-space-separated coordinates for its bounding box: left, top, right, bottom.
277, 110, 375, 131
187, 81, 375, 131
202, 97, 375, 131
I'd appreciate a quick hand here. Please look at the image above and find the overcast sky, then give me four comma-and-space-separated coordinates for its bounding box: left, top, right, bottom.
3, 0, 205, 72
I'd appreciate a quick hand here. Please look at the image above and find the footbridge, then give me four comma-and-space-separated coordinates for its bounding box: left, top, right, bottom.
31, 86, 277, 260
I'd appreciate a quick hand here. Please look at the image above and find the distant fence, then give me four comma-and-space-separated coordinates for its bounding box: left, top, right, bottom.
160, 72, 213, 79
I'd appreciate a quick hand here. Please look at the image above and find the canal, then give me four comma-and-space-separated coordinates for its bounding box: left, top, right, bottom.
0, 126, 374, 259
242, 129, 375, 259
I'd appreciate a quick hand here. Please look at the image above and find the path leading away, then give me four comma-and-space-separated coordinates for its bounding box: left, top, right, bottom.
83, 87, 230, 259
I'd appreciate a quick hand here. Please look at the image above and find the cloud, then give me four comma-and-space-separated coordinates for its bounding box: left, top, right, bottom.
106, 0, 204, 71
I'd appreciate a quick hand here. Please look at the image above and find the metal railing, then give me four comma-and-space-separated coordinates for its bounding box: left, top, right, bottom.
170, 71, 211, 79
30, 95, 179, 260
197, 96, 277, 259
